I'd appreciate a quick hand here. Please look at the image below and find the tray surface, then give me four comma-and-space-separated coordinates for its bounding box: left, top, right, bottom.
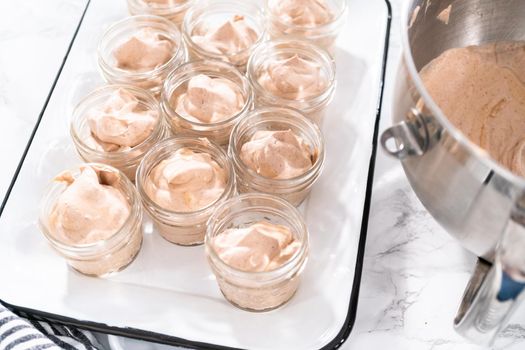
0, 0, 87, 200
0, 0, 391, 349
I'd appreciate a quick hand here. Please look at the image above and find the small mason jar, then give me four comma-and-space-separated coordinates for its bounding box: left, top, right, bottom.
136, 137, 235, 246
38, 163, 143, 277
98, 15, 186, 95
182, 0, 266, 72
247, 39, 336, 125
70, 84, 167, 182
229, 106, 325, 206
127, 0, 195, 27
205, 193, 309, 312
161, 59, 253, 146
265, 0, 348, 55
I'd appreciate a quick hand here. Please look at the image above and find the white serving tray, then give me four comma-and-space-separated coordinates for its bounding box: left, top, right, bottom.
0, 0, 391, 349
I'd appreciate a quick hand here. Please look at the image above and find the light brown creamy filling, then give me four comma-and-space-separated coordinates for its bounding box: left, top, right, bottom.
114, 28, 174, 71
258, 54, 327, 100
212, 221, 300, 272
172, 74, 244, 123
191, 15, 259, 56
49, 167, 130, 245
268, 0, 334, 27
240, 129, 314, 179
86, 89, 157, 152
420, 41, 525, 177
145, 148, 227, 212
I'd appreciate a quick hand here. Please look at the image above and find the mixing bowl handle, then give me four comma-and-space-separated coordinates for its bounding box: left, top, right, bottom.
454, 203, 525, 345
380, 108, 430, 159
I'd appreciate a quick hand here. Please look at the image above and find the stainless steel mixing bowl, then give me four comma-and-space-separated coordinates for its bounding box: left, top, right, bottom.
381, 0, 525, 344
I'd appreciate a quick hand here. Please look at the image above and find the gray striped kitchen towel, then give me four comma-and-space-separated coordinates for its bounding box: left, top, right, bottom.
0, 304, 102, 350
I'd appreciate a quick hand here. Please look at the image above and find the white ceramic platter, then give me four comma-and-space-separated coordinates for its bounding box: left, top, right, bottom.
0, 0, 391, 349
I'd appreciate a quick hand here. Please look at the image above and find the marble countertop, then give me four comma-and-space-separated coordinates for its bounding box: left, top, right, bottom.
1, 0, 525, 349
345, 1, 525, 349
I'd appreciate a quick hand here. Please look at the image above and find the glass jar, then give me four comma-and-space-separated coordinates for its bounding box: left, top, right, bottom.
205, 193, 309, 311
182, 0, 266, 72
70, 84, 167, 182
136, 137, 235, 246
127, 0, 195, 27
265, 0, 348, 55
229, 106, 325, 206
160, 59, 253, 146
247, 39, 336, 125
38, 163, 143, 277
98, 15, 186, 95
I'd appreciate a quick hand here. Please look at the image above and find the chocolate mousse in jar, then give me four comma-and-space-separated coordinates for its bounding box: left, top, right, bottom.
70, 84, 167, 182
247, 39, 336, 125
98, 15, 186, 95
127, 0, 195, 27
229, 106, 325, 206
266, 0, 348, 55
205, 193, 309, 312
136, 137, 235, 246
38, 163, 143, 277
182, 0, 266, 72
161, 59, 253, 146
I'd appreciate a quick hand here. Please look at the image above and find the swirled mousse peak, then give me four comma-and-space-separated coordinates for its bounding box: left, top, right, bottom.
257, 54, 327, 100
240, 129, 314, 179
269, 0, 334, 27
86, 89, 157, 152
145, 148, 227, 212
48, 166, 130, 245
212, 221, 301, 272
113, 28, 174, 71
174, 74, 244, 123
191, 15, 259, 56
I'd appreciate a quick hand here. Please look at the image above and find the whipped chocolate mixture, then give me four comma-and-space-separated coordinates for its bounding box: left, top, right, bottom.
212, 221, 300, 272
268, 0, 334, 27
240, 129, 314, 179
420, 41, 525, 176
145, 148, 227, 212
114, 28, 174, 71
49, 167, 130, 245
86, 89, 157, 152
257, 54, 327, 100
173, 74, 244, 123
191, 15, 259, 56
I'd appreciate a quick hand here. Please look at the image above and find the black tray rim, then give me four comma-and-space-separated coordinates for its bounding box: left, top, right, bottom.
1, 0, 392, 348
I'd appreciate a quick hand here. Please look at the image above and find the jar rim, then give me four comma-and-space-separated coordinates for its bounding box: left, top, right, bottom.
229, 106, 325, 187
128, 0, 195, 13
247, 39, 336, 108
136, 136, 235, 218
98, 15, 184, 80
182, 0, 267, 64
38, 163, 142, 256
266, 0, 349, 34
161, 59, 254, 128
70, 84, 165, 162
205, 193, 309, 279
